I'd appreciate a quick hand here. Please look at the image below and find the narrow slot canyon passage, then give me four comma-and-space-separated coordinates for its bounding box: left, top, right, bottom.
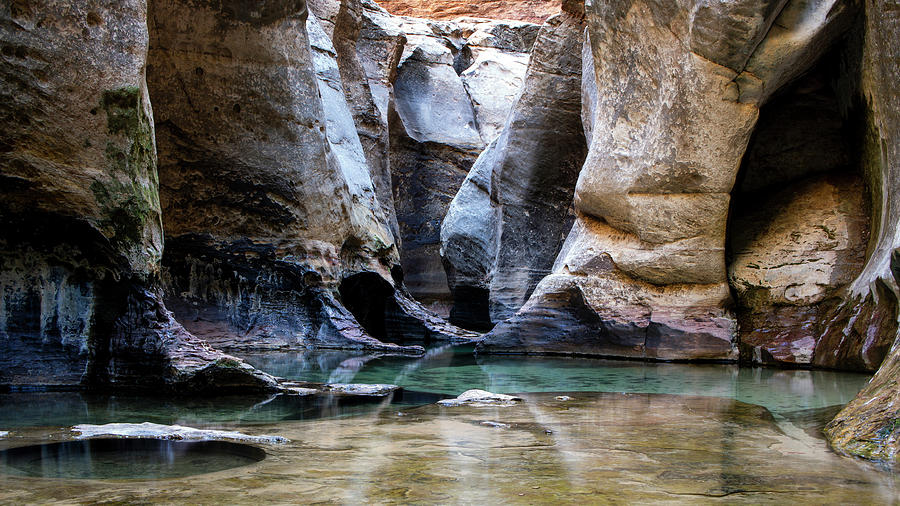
4, 0, 900, 496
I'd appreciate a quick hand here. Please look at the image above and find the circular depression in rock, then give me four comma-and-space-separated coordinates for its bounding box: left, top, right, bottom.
0, 438, 265, 480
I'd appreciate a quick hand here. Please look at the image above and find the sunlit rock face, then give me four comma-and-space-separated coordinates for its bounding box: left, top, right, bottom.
825, 0, 900, 464
376, 0, 559, 24
478, 0, 858, 360
440, 3, 586, 330
0, 0, 277, 392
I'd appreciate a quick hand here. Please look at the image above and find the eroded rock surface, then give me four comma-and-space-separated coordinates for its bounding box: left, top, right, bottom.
730, 175, 869, 365
382, 10, 536, 314
376, 0, 560, 24
436, 389, 523, 406
479, 0, 857, 360
0, 0, 275, 392
72, 422, 289, 444
149, 0, 471, 353
825, 0, 900, 458
441, 6, 586, 329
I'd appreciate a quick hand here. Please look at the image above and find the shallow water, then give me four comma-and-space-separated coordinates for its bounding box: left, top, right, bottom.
1, 392, 897, 502
239, 345, 872, 417
0, 346, 895, 502
0, 439, 264, 480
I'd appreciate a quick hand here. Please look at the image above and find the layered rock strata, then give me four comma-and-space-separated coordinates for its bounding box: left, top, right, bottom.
441, 4, 586, 329
478, 0, 857, 359
151, 0, 475, 352
376, 0, 559, 24
0, 0, 276, 391
825, 0, 900, 463
727, 62, 873, 367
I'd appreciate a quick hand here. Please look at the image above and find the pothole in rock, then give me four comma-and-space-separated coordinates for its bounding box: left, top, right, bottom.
0, 439, 265, 480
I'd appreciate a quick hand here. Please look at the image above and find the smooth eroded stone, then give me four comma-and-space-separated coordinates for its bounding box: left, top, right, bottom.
0, 0, 276, 392
441, 11, 587, 328
481, 0, 857, 360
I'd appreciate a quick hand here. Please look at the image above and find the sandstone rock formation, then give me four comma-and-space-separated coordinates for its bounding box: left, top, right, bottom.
440, 5, 586, 330
824, 0, 900, 464
373, 8, 535, 314
151, 0, 476, 353
728, 62, 872, 367
376, 0, 559, 24
477, 0, 859, 360
0, 0, 277, 391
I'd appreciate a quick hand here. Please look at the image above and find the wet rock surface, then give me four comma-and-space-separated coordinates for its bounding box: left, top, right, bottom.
436, 389, 522, 406
72, 422, 288, 444
0, 0, 277, 392
1, 392, 895, 502
822, 0, 900, 463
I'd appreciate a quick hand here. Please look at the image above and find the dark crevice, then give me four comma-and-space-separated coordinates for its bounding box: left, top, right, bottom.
339, 272, 396, 341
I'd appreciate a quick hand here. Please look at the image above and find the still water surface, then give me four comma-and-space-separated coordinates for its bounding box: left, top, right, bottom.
0, 345, 872, 428
239, 345, 872, 417
0, 346, 896, 501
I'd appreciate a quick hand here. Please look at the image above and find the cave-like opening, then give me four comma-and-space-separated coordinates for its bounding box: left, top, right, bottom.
338, 272, 396, 341
726, 32, 873, 366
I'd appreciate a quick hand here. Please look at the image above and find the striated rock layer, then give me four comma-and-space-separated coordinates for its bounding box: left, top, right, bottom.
727, 59, 875, 367
824, 0, 900, 464
375, 0, 560, 24
477, 0, 858, 360
0, 0, 276, 392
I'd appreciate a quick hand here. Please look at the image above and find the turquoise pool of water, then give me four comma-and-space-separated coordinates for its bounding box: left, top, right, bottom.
0, 345, 871, 429
238, 345, 871, 417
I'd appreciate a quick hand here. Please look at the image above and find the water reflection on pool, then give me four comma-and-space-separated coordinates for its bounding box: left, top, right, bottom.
238, 345, 872, 417
0, 346, 872, 430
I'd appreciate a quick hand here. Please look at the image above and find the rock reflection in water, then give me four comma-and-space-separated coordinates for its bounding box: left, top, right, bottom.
240, 346, 872, 417
1, 393, 895, 502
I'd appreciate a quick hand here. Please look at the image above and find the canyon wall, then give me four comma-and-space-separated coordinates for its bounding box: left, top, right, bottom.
440, 1, 586, 329
0, 0, 276, 391
824, 0, 900, 464
477, 0, 859, 360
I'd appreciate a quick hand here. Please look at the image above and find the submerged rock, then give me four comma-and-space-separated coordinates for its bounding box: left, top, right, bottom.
323, 383, 400, 396
437, 389, 523, 406
72, 422, 288, 444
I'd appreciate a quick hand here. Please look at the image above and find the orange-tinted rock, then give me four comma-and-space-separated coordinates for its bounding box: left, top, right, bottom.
375, 0, 560, 24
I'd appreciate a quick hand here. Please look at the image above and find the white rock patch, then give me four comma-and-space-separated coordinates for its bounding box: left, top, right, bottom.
72, 422, 288, 444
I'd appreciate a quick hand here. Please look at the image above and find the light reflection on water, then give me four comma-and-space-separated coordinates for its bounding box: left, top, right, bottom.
0, 346, 871, 429
238, 345, 872, 417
